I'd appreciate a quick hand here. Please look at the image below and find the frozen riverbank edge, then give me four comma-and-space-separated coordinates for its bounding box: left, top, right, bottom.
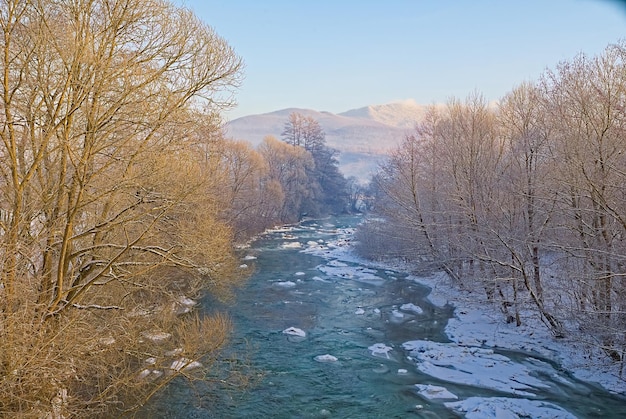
309, 225, 626, 397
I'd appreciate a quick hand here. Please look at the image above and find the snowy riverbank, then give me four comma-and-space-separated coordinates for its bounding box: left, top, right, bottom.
302, 223, 625, 416
406, 270, 626, 396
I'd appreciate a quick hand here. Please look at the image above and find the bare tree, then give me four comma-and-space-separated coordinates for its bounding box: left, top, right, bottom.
281, 112, 326, 152
0, 0, 245, 416
361, 41, 626, 366
540, 42, 626, 356
258, 135, 315, 223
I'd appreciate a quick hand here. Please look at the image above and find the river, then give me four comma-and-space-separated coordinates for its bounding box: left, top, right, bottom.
146, 215, 626, 418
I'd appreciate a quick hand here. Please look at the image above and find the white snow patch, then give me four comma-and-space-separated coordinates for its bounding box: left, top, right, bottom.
274, 281, 296, 288
314, 354, 338, 362
400, 303, 423, 314
142, 331, 171, 343
403, 340, 551, 396
137, 369, 163, 380
317, 264, 384, 285
294, 271, 306, 276
354, 308, 365, 315
243, 255, 257, 260
98, 337, 116, 346
170, 358, 202, 372
445, 397, 576, 419
178, 296, 196, 307
165, 348, 183, 357
282, 241, 302, 249
327, 260, 348, 267
414, 384, 458, 400
368, 343, 393, 359
137, 369, 151, 380
405, 268, 626, 394
282, 327, 306, 337
391, 309, 405, 319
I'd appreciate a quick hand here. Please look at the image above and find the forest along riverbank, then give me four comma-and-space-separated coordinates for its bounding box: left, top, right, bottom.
149, 215, 626, 418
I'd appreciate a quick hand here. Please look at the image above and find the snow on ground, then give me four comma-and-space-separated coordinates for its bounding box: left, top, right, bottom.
300, 222, 626, 417
411, 271, 626, 395
400, 303, 423, 314
414, 384, 458, 400
403, 340, 551, 397
445, 397, 576, 419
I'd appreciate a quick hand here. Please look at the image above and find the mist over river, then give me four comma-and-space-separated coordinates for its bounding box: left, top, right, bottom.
145, 216, 626, 418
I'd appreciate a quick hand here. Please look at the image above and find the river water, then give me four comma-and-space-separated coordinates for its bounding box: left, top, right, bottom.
148, 216, 626, 418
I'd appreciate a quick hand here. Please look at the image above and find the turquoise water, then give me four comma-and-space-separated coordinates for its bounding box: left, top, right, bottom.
146, 216, 626, 418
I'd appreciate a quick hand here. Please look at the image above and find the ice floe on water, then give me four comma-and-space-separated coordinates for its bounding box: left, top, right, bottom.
400, 303, 423, 314
403, 340, 551, 397
314, 354, 338, 363
316, 264, 384, 285
414, 384, 458, 400
281, 241, 302, 249
274, 280, 296, 288
390, 309, 405, 321
444, 397, 576, 419
326, 259, 348, 267
368, 343, 393, 359
282, 327, 306, 337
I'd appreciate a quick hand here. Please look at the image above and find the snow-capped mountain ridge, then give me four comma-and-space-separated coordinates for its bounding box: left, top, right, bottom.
225, 100, 435, 180
339, 99, 436, 129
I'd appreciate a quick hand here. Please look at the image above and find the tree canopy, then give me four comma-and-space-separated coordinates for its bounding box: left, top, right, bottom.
279, 112, 349, 218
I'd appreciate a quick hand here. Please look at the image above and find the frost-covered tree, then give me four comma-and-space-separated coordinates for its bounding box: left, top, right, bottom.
359, 41, 626, 364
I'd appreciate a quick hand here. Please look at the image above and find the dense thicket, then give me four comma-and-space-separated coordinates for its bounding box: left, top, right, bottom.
0, 0, 244, 416
357, 41, 626, 371
216, 113, 351, 240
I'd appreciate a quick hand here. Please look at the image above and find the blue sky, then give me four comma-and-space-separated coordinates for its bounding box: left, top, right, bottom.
177, 1, 626, 119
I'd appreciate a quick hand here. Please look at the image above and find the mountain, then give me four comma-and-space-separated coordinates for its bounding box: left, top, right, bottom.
224, 101, 432, 181
339, 99, 435, 129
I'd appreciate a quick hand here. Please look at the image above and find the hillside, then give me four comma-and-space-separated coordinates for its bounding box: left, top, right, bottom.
224, 101, 433, 181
